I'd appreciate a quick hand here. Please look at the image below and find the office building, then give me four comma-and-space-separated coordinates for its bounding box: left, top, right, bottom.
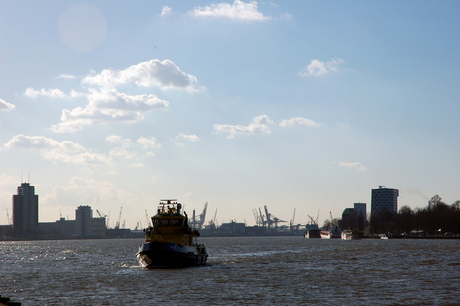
354, 203, 367, 222
76, 205, 93, 237
12, 182, 39, 238
371, 186, 399, 215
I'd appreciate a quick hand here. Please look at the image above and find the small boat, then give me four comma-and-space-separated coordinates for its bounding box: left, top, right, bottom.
305, 229, 321, 238
320, 226, 341, 239
380, 234, 389, 239
341, 230, 362, 240
137, 199, 208, 267
304, 221, 321, 239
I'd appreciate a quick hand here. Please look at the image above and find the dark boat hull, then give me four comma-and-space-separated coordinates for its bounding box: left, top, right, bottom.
137, 242, 208, 267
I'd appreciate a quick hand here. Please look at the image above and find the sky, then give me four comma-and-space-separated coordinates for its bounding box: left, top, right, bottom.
1, 1, 459, 229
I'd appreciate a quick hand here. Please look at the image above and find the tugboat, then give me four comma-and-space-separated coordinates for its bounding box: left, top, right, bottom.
137, 199, 208, 267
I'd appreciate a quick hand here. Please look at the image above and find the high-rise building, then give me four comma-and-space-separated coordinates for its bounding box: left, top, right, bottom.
371, 186, 399, 215
76, 205, 93, 237
12, 182, 39, 237
354, 203, 367, 222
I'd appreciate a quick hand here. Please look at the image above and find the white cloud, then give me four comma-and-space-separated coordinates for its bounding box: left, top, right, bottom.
188, 0, 271, 21
3, 134, 111, 169
69, 89, 84, 98
109, 148, 136, 159
42, 177, 130, 207
338, 161, 367, 171
300, 58, 346, 76
82, 59, 202, 92
51, 89, 169, 132
174, 133, 200, 146
160, 6, 173, 17
130, 162, 145, 168
279, 117, 322, 127
176, 133, 200, 142
137, 136, 160, 148
278, 12, 293, 21
24, 88, 67, 99
22, 59, 201, 133
0, 99, 15, 111
214, 114, 274, 139
55, 74, 76, 79
337, 123, 350, 129
105, 134, 123, 143
105, 135, 158, 159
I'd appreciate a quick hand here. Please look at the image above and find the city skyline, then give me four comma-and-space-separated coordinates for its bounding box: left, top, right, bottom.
1, 1, 459, 228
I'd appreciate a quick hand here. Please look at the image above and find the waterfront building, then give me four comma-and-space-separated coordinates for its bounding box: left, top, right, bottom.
354, 203, 367, 222
12, 182, 39, 238
76, 205, 93, 237
92, 217, 106, 237
371, 186, 399, 215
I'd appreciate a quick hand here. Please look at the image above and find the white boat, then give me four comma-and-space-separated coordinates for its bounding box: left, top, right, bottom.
341, 230, 361, 240
321, 225, 341, 239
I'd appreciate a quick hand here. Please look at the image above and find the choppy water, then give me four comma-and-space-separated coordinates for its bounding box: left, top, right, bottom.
1, 237, 459, 305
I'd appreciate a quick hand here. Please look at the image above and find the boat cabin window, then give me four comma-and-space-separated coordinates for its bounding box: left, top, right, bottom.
162, 219, 171, 226
172, 219, 182, 226
152, 219, 161, 227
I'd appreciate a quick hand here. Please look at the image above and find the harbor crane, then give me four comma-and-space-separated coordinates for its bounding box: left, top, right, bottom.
264, 205, 287, 231
6, 209, 11, 225
115, 207, 122, 229
258, 207, 267, 228
264, 205, 273, 229
96, 210, 108, 228
190, 202, 208, 230
290, 209, 296, 230
252, 208, 259, 226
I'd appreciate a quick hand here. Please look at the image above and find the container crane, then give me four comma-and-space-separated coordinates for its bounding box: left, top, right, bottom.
213, 208, 217, 227
115, 207, 122, 229
96, 210, 108, 228
6, 209, 11, 225
290, 209, 296, 230
264, 205, 273, 229
258, 207, 267, 228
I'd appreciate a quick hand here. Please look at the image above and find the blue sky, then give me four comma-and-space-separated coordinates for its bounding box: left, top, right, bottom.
1, 1, 459, 228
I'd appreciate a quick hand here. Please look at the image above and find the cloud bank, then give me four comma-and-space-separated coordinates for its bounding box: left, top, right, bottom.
213, 114, 275, 139
188, 0, 271, 21
214, 115, 321, 139
3, 134, 110, 169
21, 59, 200, 133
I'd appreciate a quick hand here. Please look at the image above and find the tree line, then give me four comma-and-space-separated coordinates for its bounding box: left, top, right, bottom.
370, 195, 460, 235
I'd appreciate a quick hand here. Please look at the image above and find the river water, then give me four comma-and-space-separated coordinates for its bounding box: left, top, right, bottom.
1, 237, 459, 305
